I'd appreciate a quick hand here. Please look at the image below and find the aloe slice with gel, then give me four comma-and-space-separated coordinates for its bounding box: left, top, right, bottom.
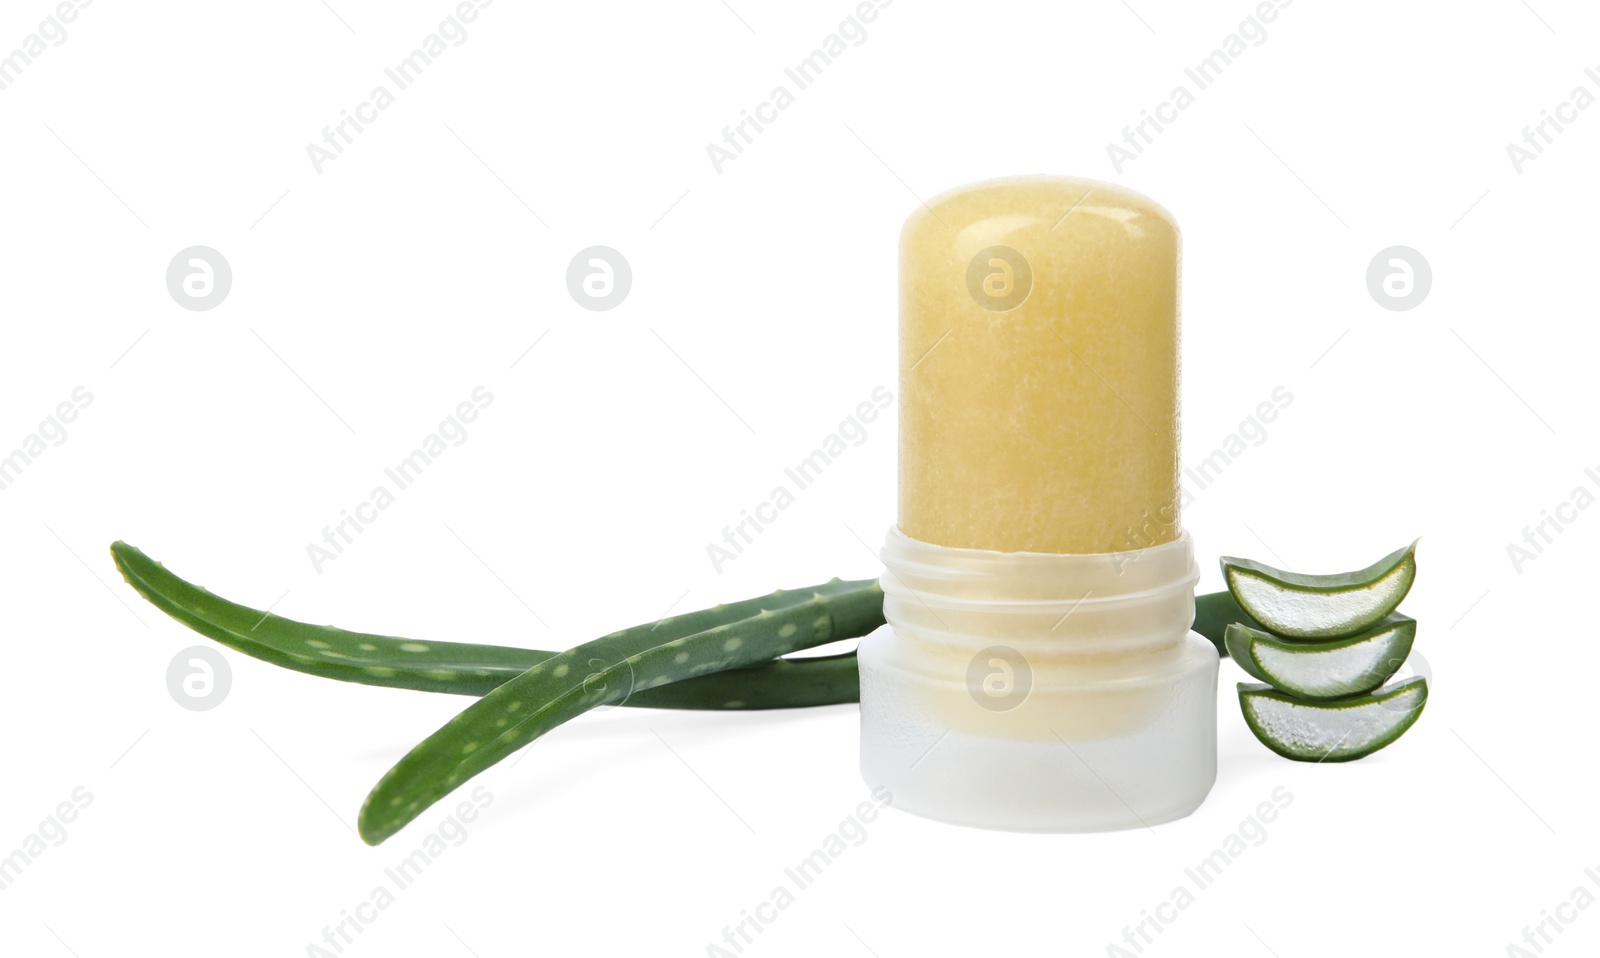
1221, 541, 1417, 639
1238, 677, 1427, 762
1224, 615, 1416, 700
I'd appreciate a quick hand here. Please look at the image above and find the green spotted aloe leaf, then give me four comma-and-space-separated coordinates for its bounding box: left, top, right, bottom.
359, 580, 884, 844
112, 540, 874, 710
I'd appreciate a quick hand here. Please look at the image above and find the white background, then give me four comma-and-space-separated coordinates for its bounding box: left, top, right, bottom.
2, 0, 1596, 955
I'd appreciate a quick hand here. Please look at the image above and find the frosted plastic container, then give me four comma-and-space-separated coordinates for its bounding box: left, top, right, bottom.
858, 526, 1218, 831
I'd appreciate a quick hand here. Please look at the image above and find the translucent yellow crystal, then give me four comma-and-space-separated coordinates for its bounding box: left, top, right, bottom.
899, 175, 1180, 554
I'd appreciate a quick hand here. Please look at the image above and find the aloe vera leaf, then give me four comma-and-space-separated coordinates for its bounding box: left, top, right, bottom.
1221, 540, 1418, 639
1238, 676, 1427, 762
1224, 615, 1416, 700
358, 581, 884, 844
111, 540, 875, 710
114, 540, 1242, 712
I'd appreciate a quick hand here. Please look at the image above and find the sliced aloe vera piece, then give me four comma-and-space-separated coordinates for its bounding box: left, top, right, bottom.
1221, 541, 1417, 639
1224, 615, 1415, 699
1238, 676, 1426, 762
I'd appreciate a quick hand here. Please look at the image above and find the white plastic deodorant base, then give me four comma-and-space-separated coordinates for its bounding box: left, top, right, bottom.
858, 527, 1219, 832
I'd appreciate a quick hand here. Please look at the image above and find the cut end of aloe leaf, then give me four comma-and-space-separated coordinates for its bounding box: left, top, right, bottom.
1221, 540, 1417, 639
1225, 616, 1416, 700
1239, 676, 1426, 762
1222, 626, 1272, 683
